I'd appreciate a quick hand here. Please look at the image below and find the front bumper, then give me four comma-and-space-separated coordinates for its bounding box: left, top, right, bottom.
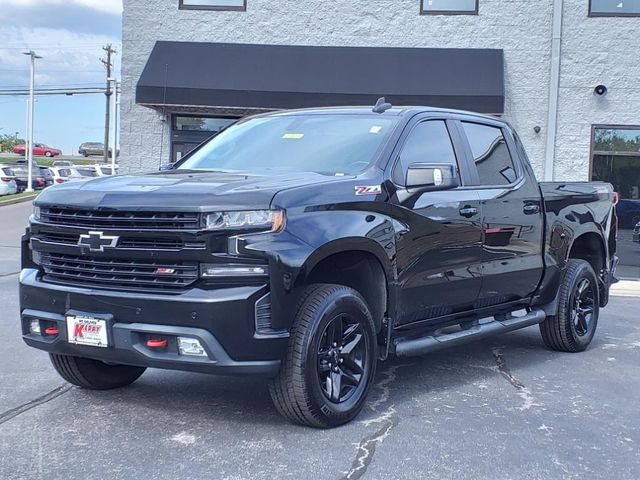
20, 269, 286, 376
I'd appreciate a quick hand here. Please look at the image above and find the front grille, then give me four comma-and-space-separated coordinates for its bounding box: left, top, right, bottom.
39, 252, 199, 290
32, 231, 206, 251
39, 207, 200, 230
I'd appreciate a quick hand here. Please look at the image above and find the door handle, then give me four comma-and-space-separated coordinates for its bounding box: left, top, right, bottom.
523, 204, 540, 215
459, 206, 478, 218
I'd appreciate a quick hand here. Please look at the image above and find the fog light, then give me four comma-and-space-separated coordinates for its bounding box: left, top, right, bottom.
30, 319, 41, 335
201, 264, 268, 278
178, 337, 207, 357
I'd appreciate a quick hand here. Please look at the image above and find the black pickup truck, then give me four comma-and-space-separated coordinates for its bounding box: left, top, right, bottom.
20, 104, 617, 428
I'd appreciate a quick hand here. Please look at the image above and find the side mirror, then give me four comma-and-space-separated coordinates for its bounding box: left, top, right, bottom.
406, 163, 459, 191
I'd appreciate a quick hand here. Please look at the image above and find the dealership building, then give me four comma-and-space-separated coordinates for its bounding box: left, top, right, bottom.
120, 0, 640, 192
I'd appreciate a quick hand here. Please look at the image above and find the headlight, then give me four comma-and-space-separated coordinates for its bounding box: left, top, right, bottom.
32, 206, 41, 221
205, 210, 285, 232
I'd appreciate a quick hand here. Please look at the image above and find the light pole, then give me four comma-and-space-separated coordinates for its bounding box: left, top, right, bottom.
23, 50, 42, 192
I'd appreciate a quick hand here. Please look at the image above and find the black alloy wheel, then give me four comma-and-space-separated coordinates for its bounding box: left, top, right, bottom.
572, 278, 595, 337
317, 313, 367, 403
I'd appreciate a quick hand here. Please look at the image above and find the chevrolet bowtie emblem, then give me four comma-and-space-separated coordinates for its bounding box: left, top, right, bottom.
78, 231, 119, 252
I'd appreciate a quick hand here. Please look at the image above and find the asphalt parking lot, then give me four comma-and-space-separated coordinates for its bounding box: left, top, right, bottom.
1, 201, 639, 480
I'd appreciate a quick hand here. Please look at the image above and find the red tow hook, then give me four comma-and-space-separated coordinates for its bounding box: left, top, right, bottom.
146, 338, 168, 348
45, 326, 60, 336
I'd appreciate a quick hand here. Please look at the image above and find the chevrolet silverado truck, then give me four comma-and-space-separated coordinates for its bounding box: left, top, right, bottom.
20, 104, 617, 428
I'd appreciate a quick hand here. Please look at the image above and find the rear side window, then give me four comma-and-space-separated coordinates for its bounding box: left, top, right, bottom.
398, 120, 458, 182
462, 122, 518, 185
1, 167, 12, 176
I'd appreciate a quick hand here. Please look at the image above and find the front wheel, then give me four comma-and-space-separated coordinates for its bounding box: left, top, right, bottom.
49, 354, 146, 390
269, 284, 377, 428
540, 259, 599, 352
45, 151, 53, 157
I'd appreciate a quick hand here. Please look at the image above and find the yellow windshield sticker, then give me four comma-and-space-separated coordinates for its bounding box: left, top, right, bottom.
369, 126, 382, 134
282, 133, 305, 139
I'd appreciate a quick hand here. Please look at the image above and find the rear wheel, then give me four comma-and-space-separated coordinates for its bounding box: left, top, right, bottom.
269, 284, 377, 428
49, 354, 146, 390
540, 259, 599, 352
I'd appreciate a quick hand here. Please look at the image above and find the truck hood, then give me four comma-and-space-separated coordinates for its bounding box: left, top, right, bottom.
34, 170, 345, 210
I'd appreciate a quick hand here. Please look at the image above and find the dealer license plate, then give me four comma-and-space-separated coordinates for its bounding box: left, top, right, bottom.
66, 315, 109, 348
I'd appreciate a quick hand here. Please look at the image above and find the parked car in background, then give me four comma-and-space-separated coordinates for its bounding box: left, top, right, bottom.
52, 160, 75, 168
0, 165, 18, 196
74, 166, 99, 178
95, 164, 119, 176
49, 166, 82, 184
78, 142, 118, 158
12, 143, 62, 157
9, 164, 46, 191
38, 167, 54, 188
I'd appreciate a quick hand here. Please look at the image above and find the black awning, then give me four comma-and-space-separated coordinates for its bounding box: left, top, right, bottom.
136, 42, 504, 114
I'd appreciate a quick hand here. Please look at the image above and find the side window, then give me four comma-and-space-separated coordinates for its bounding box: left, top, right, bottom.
398, 120, 458, 183
462, 122, 518, 185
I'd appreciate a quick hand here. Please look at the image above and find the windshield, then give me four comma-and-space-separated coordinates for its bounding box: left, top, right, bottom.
177, 114, 397, 175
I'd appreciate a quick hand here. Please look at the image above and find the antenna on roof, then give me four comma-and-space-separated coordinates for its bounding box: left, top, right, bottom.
372, 97, 392, 114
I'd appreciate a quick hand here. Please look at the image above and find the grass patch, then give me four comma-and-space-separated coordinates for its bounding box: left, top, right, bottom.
0, 191, 38, 205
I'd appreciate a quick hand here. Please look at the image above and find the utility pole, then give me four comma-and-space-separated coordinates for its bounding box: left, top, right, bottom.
23, 50, 42, 192
101, 44, 116, 164
112, 79, 120, 172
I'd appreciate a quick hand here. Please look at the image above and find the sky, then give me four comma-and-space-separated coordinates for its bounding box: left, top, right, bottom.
0, 0, 123, 155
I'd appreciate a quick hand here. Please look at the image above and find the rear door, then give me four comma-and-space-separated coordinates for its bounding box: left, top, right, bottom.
456, 119, 544, 307
388, 115, 483, 326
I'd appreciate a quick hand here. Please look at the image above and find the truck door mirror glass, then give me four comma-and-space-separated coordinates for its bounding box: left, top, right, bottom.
406, 163, 459, 191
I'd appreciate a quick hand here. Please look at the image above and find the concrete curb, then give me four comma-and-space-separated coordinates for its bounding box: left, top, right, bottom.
0, 194, 38, 207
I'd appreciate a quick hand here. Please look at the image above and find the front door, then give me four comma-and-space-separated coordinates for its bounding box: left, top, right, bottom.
389, 118, 483, 326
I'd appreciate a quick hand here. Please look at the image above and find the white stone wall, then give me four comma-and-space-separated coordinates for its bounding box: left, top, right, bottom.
554, 0, 640, 180
122, 0, 613, 179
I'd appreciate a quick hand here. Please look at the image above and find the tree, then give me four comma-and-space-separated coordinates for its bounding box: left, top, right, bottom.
0, 134, 25, 153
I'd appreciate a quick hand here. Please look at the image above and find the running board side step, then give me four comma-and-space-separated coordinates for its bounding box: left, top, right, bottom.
394, 310, 546, 358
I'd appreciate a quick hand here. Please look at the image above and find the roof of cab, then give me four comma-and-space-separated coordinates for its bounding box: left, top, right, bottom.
262, 105, 502, 123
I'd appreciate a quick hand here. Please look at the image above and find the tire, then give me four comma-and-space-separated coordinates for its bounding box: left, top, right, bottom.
49, 353, 146, 390
45, 151, 53, 157
269, 284, 378, 428
540, 259, 599, 352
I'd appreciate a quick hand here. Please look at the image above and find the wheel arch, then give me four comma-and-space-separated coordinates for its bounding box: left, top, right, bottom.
297, 242, 393, 333
567, 231, 608, 306
567, 231, 606, 277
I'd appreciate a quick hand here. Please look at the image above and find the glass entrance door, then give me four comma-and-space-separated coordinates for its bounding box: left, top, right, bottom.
591, 125, 640, 277
170, 115, 237, 163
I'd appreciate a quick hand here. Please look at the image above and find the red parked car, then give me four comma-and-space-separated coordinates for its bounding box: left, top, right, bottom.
12, 143, 62, 157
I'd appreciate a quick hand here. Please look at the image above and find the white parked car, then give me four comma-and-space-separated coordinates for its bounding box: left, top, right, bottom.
0, 166, 18, 196
95, 164, 119, 176
74, 164, 119, 178
49, 166, 83, 184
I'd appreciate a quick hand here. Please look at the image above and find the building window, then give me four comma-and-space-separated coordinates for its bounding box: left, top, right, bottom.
420, 0, 479, 15
179, 0, 246, 11
591, 125, 640, 228
589, 0, 640, 16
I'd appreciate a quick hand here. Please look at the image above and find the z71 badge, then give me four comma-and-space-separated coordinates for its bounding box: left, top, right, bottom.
355, 185, 382, 196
